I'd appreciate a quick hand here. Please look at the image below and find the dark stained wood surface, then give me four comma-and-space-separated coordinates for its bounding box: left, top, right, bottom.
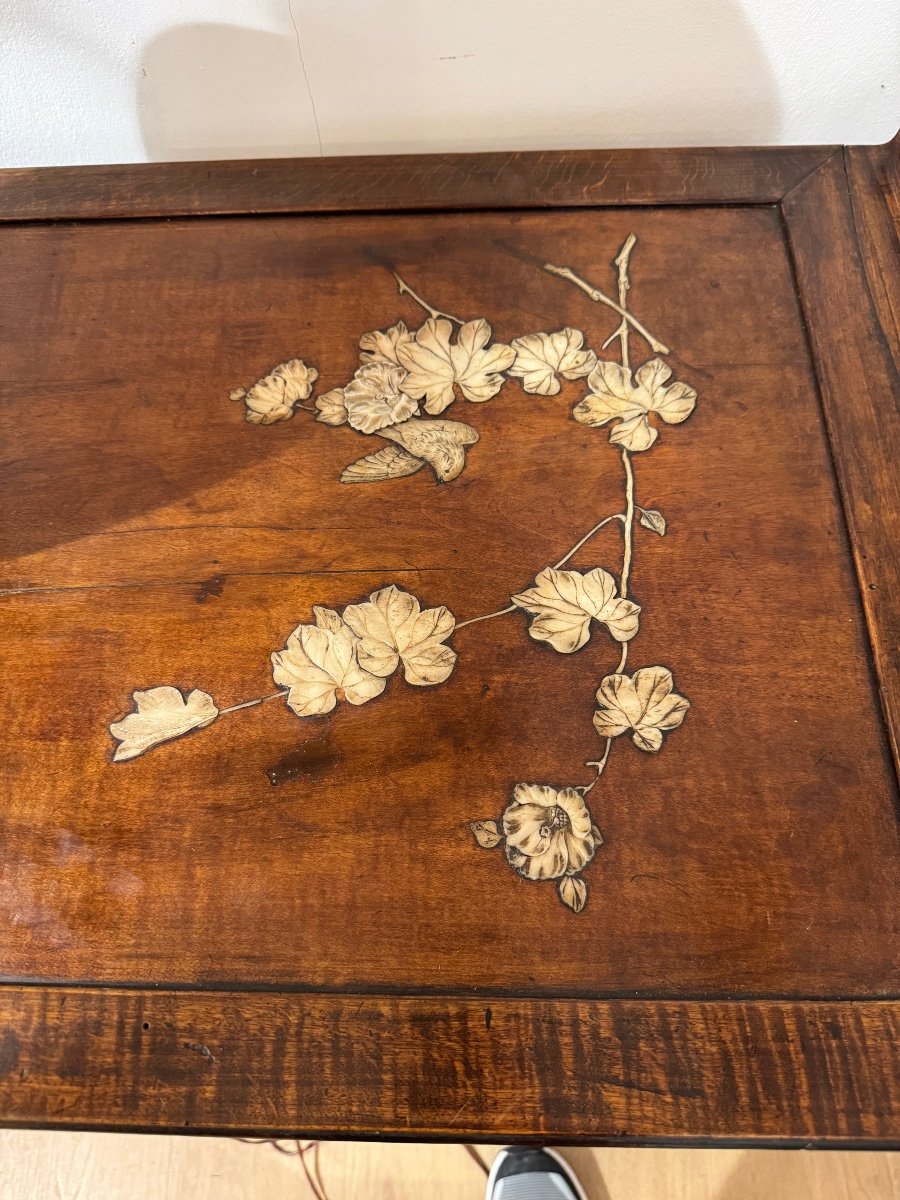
844, 135, 899, 364
1, 206, 896, 995
784, 144, 900, 777
0, 146, 897, 1143
0, 989, 896, 1144
0, 145, 836, 222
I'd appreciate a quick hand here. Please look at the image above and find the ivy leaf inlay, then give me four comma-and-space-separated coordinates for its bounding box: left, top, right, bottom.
573, 357, 696, 452
558, 874, 587, 912
272, 607, 386, 717
470, 820, 503, 849
342, 585, 457, 686
508, 328, 597, 396
110, 687, 219, 761
638, 507, 667, 536
358, 319, 415, 366
397, 318, 515, 414
593, 666, 689, 752
511, 566, 640, 654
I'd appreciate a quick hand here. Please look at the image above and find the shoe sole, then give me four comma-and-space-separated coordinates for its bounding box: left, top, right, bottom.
485, 1147, 589, 1200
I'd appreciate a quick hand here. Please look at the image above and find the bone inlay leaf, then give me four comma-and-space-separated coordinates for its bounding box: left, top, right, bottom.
107, 235, 695, 914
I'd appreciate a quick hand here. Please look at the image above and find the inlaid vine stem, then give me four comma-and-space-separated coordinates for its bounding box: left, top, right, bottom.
614, 235, 637, 674
580, 233, 638, 791
218, 690, 288, 715
454, 604, 517, 631
392, 272, 465, 325
601, 233, 637, 359
581, 738, 613, 795
553, 513, 626, 571
542, 260, 669, 355
454, 513, 626, 632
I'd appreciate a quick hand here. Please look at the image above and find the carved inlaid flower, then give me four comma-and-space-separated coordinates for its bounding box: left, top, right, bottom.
109, 687, 219, 761
342, 584, 456, 685
230, 358, 318, 425
508, 329, 597, 396
397, 318, 515, 414
272, 606, 386, 717
573, 357, 696, 452
502, 784, 599, 882
359, 320, 415, 366
511, 566, 640, 654
593, 666, 689, 752
343, 362, 419, 434
314, 387, 349, 426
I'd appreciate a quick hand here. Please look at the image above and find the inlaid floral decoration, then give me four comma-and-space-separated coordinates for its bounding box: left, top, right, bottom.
108, 234, 695, 913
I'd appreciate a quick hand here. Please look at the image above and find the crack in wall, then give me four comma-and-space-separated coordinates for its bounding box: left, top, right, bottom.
287, 0, 324, 156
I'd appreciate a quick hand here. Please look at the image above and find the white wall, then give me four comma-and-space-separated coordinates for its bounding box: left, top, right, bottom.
1, 0, 897, 167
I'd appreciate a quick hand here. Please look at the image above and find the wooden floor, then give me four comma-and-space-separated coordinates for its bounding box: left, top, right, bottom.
0, 1135, 896, 1199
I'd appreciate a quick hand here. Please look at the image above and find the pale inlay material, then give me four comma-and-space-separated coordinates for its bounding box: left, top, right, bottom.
108, 235, 696, 913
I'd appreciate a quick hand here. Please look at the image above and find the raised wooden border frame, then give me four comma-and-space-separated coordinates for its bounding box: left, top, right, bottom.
0, 141, 897, 1145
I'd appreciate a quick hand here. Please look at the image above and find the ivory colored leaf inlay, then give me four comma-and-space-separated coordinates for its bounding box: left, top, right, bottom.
574, 357, 696, 452
358, 319, 416, 366
638, 507, 667, 536
110, 687, 219, 762
397, 318, 515, 414
593, 666, 690, 753
314, 387, 349, 426
509, 328, 597, 396
511, 566, 640, 654
343, 585, 457, 686
112, 236, 697, 916
272, 607, 386, 717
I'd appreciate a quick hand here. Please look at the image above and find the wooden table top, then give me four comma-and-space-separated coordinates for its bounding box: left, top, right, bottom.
0, 139, 897, 1145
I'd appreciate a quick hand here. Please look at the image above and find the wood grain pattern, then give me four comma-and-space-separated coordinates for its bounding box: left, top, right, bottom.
844, 135, 899, 365
783, 147, 900, 777
1, 206, 896, 995
0, 989, 896, 1144
0, 146, 836, 222
0, 146, 897, 1143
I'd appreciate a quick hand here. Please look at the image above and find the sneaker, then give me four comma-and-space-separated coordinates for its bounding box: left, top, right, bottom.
485, 1147, 588, 1200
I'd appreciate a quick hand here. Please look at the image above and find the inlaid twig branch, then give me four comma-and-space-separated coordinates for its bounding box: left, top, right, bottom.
112, 236, 696, 921
469, 233, 693, 908
613, 232, 637, 616
218, 690, 288, 715
581, 236, 638, 793
601, 233, 637, 355
454, 604, 518, 631
542, 258, 669, 355
454, 513, 626, 631
392, 272, 465, 325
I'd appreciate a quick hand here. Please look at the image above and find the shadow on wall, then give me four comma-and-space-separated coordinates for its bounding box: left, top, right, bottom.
138, 4, 780, 160
138, 24, 323, 161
